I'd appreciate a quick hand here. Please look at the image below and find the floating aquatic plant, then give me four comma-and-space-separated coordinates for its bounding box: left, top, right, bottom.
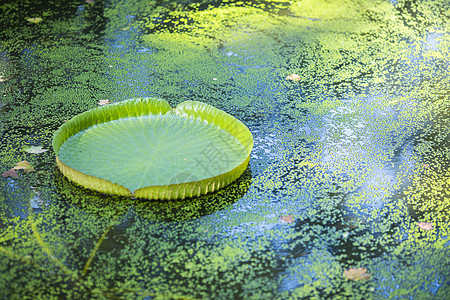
53, 97, 253, 199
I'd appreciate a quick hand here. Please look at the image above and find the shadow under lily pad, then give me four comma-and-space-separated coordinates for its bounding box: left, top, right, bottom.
54, 168, 252, 222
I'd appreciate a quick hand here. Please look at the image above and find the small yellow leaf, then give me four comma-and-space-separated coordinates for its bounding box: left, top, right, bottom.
12, 161, 34, 173
343, 267, 371, 281
27, 17, 43, 24
418, 222, 433, 231
286, 74, 301, 81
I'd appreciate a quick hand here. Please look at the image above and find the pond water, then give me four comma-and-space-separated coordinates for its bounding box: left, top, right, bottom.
0, 0, 449, 299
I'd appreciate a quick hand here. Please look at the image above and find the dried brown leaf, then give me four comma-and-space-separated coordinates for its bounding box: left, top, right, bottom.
279, 215, 294, 224
98, 99, 110, 105
343, 267, 371, 281
286, 74, 301, 81
418, 222, 433, 231
23, 146, 47, 154
2, 169, 18, 178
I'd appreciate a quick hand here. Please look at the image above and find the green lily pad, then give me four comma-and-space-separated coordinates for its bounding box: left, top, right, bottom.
52, 98, 253, 200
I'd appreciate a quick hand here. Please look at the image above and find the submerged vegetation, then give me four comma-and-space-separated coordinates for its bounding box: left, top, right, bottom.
0, 0, 449, 298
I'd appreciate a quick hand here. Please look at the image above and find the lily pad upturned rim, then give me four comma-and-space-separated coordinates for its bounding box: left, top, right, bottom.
52, 97, 253, 200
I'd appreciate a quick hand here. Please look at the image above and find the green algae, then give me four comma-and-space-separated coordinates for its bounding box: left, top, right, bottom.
1, 0, 449, 298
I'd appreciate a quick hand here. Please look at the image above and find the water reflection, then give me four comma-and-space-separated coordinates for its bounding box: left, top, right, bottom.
54, 168, 252, 222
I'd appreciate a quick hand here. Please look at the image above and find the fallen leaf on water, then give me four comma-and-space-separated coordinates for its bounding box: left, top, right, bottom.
2, 161, 34, 178
343, 267, 371, 281
98, 99, 110, 105
280, 215, 294, 224
286, 74, 301, 81
418, 222, 433, 230
27, 17, 43, 24
13, 161, 35, 173
23, 146, 48, 154
2, 169, 18, 178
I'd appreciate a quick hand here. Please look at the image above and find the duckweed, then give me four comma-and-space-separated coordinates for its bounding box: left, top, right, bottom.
0, 0, 449, 298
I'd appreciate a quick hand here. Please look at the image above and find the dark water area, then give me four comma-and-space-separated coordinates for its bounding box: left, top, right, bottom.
0, 0, 449, 298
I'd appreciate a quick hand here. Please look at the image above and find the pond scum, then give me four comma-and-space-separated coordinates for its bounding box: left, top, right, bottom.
0, 0, 449, 298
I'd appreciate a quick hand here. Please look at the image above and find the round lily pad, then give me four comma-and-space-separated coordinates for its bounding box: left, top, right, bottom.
52, 98, 253, 200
